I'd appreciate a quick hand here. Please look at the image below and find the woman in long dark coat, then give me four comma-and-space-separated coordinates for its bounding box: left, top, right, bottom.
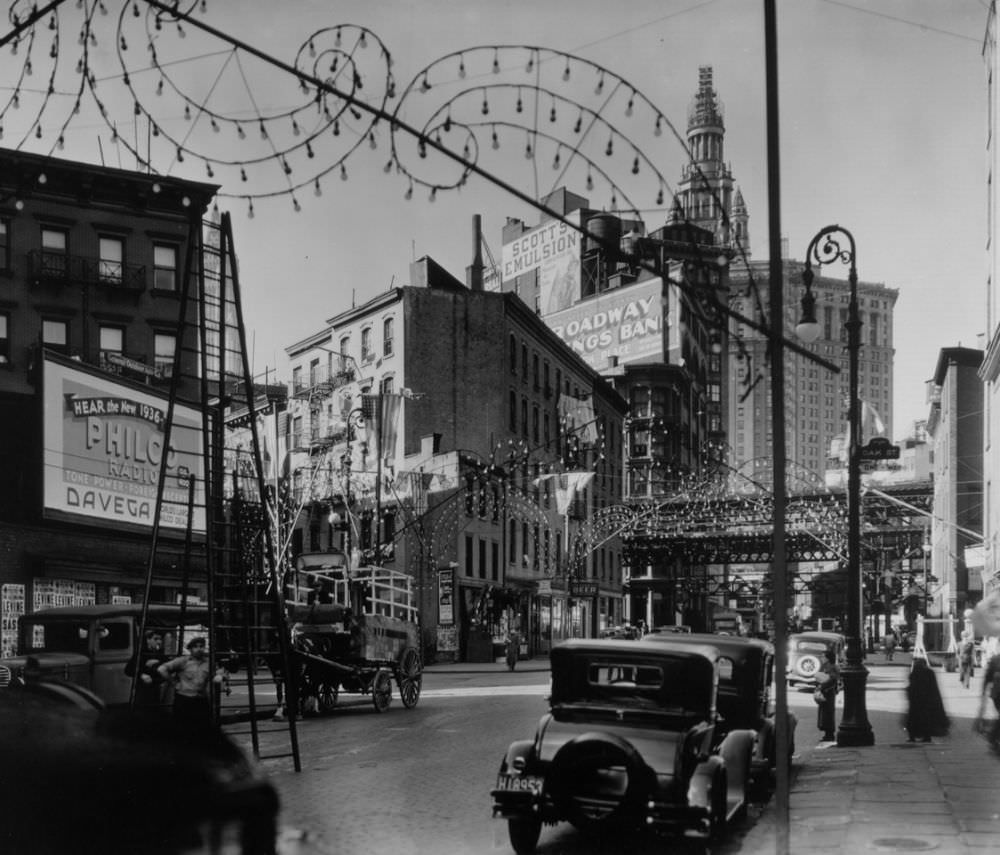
816, 649, 839, 741
905, 656, 950, 741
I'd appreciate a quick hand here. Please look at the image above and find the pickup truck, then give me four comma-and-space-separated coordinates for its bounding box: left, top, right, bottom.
0, 603, 209, 706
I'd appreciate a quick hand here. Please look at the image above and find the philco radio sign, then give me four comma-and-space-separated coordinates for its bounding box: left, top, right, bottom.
42, 355, 205, 534
546, 278, 665, 370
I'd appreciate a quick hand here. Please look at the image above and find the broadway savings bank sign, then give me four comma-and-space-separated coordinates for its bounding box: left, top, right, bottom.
545, 278, 664, 370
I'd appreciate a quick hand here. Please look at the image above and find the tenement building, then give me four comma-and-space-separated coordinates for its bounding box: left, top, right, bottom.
0, 148, 216, 655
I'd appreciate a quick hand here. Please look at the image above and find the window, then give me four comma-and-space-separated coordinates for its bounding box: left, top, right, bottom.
98, 236, 124, 284
383, 317, 394, 357
99, 325, 124, 362
42, 319, 68, 353
381, 376, 394, 396
292, 365, 302, 392
0, 312, 9, 363
0, 218, 9, 271
309, 358, 320, 386
154, 333, 176, 377
532, 353, 539, 390
41, 228, 68, 278
361, 327, 373, 362
153, 244, 178, 291
509, 390, 517, 431
509, 334, 517, 375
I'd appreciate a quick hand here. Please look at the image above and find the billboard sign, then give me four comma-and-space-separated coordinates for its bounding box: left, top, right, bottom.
501, 211, 582, 314
545, 278, 665, 370
43, 355, 205, 534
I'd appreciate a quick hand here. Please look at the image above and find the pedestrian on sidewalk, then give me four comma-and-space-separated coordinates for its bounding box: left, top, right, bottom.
905, 656, 950, 742
157, 637, 226, 731
975, 649, 1000, 751
815, 648, 839, 742
959, 630, 976, 689
883, 629, 897, 662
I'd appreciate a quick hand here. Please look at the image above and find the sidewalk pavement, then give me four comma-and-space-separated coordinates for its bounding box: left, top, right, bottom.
738, 658, 1000, 855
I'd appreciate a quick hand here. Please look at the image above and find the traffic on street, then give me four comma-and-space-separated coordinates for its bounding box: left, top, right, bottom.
225, 650, 998, 855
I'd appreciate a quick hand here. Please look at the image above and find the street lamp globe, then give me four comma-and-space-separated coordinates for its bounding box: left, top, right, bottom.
795, 287, 821, 343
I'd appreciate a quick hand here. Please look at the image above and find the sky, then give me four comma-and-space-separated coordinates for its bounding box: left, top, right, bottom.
1, 0, 990, 442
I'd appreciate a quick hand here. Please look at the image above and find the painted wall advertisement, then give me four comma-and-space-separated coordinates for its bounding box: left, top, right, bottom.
43, 355, 206, 534
544, 277, 665, 370
501, 211, 582, 314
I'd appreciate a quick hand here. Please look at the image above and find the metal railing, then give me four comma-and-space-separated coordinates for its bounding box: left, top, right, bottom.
27, 250, 147, 292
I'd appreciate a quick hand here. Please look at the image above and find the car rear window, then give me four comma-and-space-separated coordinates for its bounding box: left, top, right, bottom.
25, 621, 90, 654
795, 641, 830, 652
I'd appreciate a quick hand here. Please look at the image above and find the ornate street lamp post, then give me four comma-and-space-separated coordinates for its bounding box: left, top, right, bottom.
797, 224, 874, 747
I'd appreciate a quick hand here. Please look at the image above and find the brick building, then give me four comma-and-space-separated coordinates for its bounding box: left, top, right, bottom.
0, 148, 217, 654
284, 254, 626, 661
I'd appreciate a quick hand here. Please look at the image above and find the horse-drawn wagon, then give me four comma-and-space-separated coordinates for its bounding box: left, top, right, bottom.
285, 553, 423, 714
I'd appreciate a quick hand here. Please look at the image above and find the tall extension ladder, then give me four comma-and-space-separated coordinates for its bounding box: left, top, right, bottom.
140, 209, 300, 771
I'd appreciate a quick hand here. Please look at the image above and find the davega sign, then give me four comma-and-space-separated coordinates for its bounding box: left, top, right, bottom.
43, 355, 205, 534
546, 278, 665, 370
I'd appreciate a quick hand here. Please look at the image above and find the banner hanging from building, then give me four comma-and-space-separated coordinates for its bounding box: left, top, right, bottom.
42, 355, 206, 534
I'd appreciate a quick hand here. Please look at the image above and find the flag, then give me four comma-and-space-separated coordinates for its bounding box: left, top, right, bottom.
861, 399, 886, 443
534, 471, 595, 515
359, 393, 402, 460
558, 394, 598, 445
379, 393, 401, 459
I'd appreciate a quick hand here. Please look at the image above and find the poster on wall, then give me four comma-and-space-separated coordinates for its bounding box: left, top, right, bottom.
42, 354, 206, 535
1, 584, 25, 659
436, 625, 458, 653
438, 566, 455, 625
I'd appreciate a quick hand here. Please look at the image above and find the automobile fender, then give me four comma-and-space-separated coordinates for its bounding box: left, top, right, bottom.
688, 754, 725, 814
716, 729, 755, 806
499, 738, 537, 774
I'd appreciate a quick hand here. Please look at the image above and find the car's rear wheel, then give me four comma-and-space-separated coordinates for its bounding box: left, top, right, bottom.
546, 732, 650, 827
507, 817, 541, 855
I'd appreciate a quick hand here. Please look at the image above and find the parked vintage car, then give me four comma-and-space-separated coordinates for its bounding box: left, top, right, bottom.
0, 604, 209, 706
490, 638, 756, 854
643, 632, 796, 796
787, 630, 846, 689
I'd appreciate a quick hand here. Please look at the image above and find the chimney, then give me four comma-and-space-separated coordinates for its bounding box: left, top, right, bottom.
466, 214, 484, 291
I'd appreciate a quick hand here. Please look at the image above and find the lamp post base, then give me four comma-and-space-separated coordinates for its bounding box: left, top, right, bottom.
836, 662, 874, 746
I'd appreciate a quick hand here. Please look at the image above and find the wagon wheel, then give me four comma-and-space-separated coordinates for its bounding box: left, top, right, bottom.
397, 647, 423, 709
316, 681, 339, 714
372, 668, 393, 713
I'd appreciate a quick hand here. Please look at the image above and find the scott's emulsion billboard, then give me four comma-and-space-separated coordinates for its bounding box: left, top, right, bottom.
501, 211, 583, 314
545, 278, 665, 370
42, 355, 206, 534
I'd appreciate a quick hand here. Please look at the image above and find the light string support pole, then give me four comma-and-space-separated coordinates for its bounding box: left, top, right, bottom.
803, 223, 874, 748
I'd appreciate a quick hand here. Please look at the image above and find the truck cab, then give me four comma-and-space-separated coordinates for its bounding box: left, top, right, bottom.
0, 604, 209, 706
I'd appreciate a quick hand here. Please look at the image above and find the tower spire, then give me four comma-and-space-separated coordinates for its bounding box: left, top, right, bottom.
673, 66, 747, 255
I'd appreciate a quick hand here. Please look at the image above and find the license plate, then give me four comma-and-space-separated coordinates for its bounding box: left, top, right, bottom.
495, 774, 542, 796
